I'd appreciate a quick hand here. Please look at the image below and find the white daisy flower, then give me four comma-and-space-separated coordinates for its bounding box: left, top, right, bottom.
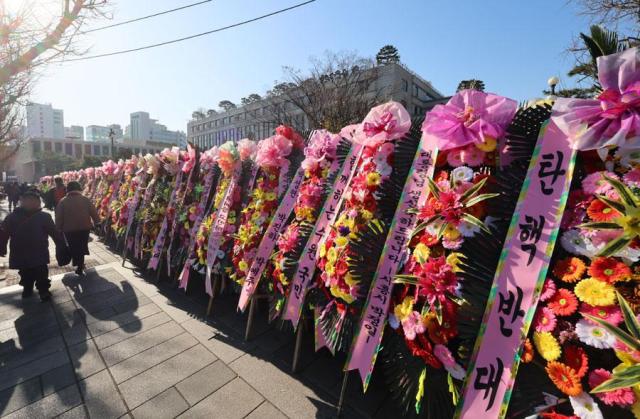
534, 392, 560, 413
560, 230, 597, 257
376, 162, 392, 177
388, 313, 400, 329
614, 245, 640, 263
451, 166, 474, 183
457, 221, 480, 237
575, 319, 616, 349
569, 392, 603, 419
615, 148, 640, 168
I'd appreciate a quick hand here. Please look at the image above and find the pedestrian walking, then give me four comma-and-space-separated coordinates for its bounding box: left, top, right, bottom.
55, 181, 100, 276
45, 177, 66, 210
6, 182, 19, 212
0, 189, 60, 301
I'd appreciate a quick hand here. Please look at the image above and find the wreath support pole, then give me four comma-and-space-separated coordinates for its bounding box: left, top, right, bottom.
336, 370, 349, 417
244, 294, 258, 341
205, 274, 219, 317
291, 317, 304, 373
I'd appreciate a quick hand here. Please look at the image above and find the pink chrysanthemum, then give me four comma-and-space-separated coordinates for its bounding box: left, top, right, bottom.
581, 171, 618, 195
540, 278, 557, 302
580, 303, 623, 326
588, 368, 636, 407
534, 306, 558, 332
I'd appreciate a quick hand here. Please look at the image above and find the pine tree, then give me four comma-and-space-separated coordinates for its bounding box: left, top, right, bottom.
376, 45, 400, 65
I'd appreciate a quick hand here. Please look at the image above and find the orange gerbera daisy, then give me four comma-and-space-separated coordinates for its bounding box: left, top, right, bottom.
553, 257, 586, 283
522, 338, 534, 363
563, 345, 589, 378
588, 257, 632, 283
587, 199, 621, 222
547, 289, 578, 316
546, 361, 583, 396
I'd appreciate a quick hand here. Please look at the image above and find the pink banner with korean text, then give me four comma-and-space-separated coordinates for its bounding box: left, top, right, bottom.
237, 166, 306, 312
178, 169, 219, 289
457, 119, 576, 418
282, 142, 362, 328
203, 163, 242, 295
147, 164, 185, 270
345, 136, 438, 389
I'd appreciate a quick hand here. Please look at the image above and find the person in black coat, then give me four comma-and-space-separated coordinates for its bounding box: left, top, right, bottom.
0, 189, 60, 301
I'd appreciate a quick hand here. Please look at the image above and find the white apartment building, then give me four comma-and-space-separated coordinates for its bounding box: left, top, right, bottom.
187, 62, 448, 148
26, 102, 65, 139
129, 111, 186, 148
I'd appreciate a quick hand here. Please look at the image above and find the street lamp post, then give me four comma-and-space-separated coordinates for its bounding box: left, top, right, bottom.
109, 128, 115, 159
547, 76, 559, 96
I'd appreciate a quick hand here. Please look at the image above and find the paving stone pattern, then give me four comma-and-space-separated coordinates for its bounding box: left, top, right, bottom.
0, 230, 395, 417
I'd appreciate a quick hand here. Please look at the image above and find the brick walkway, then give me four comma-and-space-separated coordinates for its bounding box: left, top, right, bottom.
0, 203, 393, 418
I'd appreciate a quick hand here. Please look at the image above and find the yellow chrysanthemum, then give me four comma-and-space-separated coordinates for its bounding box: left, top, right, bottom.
446, 252, 464, 272
344, 272, 357, 287
327, 247, 337, 264
394, 297, 414, 322
335, 236, 348, 248
574, 277, 616, 306
533, 331, 561, 361
443, 224, 461, 240
413, 242, 430, 264
330, 285, 354, 304
319, 242, 327, 258
366, 172, 381, 186
265, 192, 276, 201
325, 261, 334, 275
475, 136, 497, 152
238, 260, 248, 272
278, 272, 289, 286
361, 209, 373, 221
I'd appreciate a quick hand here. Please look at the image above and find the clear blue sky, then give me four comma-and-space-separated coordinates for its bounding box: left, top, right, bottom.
32, 0, 592, 133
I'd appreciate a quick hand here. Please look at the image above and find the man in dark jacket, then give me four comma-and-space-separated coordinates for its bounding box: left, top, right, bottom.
0, 189, 59, 301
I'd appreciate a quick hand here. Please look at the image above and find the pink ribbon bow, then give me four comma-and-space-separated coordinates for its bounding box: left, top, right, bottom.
422, 89, 517, 151
553, 47, 640, 151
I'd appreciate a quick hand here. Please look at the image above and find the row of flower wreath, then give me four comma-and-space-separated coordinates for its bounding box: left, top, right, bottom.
40, 47, 640, 419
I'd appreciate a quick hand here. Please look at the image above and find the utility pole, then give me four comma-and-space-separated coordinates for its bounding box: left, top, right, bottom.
109, 128, 115, 159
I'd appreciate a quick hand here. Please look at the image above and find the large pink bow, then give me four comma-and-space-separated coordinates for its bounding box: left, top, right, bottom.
553, 47, 640, 151
422, 89, 517, 151
354, 101, 411, 146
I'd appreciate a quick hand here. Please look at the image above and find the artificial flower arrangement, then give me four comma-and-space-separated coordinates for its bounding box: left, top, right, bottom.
310, 101, 420, 354
508, 47, 640, 419
194, 138, 257, 281
137, 147, 180, 259
230, 126, 305, 286
168, 145, 222, 276
94, 160, 123, 222
111, 155, 147, 239
268, 129, 347, 320
164, 145, 204, 273
375, 90, 551, 417
83, 167, 96, 199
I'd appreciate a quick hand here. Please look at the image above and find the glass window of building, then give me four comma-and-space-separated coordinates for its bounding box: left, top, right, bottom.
55, 143, 62, 153
65, 143, 73, 156
102, 146, 109, 155
32, 141, 41, 153
402, 79, 408, 92
93, 145, 101, 155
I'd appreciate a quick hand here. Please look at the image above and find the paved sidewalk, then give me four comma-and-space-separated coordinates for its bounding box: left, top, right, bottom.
0, 255, 393, 418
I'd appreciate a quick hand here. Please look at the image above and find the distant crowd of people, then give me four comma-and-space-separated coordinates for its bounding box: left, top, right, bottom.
0, 177, 100, 302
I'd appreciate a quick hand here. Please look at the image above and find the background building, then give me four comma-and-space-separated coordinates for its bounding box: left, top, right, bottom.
5, 137, 164, 182
187, 62, 447, 149
86, 125, 111, 142
129, 111, 186, 148
26, 102, 65, 139
64, 125, 84, 140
